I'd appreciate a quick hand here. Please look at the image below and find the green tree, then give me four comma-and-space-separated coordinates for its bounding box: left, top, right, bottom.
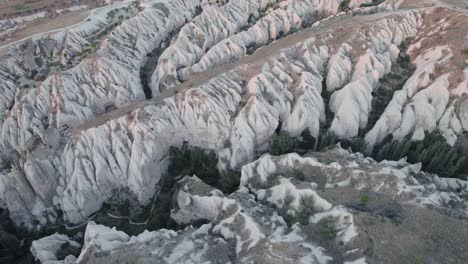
269, 132, 298, 155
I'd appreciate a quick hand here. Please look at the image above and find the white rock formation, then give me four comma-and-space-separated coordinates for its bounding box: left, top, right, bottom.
30, 233, 80, 264
77, 176, 335, 264
150, 0, 277, 94
0, 2, 466, 241
72, 147, 468, 263
0, 0, 202, 157
192, 0, 341, 74
329, 11, 421, 138
326, 43, 353, 92
364, 45, 459, 148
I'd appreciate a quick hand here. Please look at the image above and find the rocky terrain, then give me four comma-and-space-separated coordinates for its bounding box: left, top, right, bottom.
0, 0, 467, 263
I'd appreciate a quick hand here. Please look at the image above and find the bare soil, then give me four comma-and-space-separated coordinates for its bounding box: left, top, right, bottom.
0, 8, 89, 48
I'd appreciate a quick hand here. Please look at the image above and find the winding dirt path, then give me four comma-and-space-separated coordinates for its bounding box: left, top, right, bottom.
75, 8, 416, 132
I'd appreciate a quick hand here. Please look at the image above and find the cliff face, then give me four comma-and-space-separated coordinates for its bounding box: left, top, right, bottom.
0, 0, 467, 263
64, 148, 468, 263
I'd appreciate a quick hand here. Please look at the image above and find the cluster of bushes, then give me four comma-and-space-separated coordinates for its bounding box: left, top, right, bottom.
268, 131, 299, 155
265, 39, 466, 179
168, 143, 241, 193
373, 132, 468, 178
339, 0, 351, 11
140, 143, 241, 230
94, 142, 241, 233
366, 40, 415, 131
268, 128, 468, 179
107, 9, 118, 20
318, 217, 337, 240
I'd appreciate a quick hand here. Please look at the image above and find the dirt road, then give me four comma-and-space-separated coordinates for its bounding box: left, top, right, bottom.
0, 1, 132, 56
74, 9, 418, 132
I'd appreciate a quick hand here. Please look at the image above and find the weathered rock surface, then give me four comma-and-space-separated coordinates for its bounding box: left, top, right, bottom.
0, 1, 467, 263
30, 233, 80, 264
71, 148, 468, 263
1, 3, 467, 229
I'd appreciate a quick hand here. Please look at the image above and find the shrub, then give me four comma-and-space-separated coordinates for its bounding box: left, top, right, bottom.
296, 206, 310, 225
11, 4, 29, 11
397, 54, 412, 69
373, 131, 468, 178
319, 217, 337, 240
294, 196, 316, 225
194, 5, 203, 15
339, 0, 351, 11
286, 169, 306, 181
284, 192, 295, 206
269, 132, 298, 155
360, 194, 369, 204
168, 143, 240, 193
462, 47, 468, 55
350, 178, 359, 188
433, 63, 444, 75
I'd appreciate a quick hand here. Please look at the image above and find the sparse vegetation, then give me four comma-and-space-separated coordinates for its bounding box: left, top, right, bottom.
462, 47, 468, 55
319, 217, 337, 240
350, 178, 359, 188
397, 53, 412, 69
415, 256, 423, 264
374, 132, 468, 178
284, 192, 295, 205
367, 40, 416, 131
360, 194, 369, 204
296, 207, 311, 225
433, 63, 444, 75
167, 143, 241, 193
93, 142, 241, 234
194, 5, 203, 16
339, 0, 351, 11
286, 169, 306, 181
11, 4, 30, 12
294, 195, 315, 225
269, 131, 298, 155
107, 9, 117, 20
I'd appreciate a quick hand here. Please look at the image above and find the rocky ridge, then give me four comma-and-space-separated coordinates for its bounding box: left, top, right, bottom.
0, 0, 466, 263
50, 147, 468, 263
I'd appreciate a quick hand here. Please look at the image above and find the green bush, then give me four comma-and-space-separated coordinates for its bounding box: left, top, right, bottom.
319, 217, 337, 240
360, 194, 369, 204
374, 132, 468, 178
339, 0, 351, 11
462, 47, 468, 55
397, 54, 412, 69
269, 132, 298, 155
168, 143, 240, 193
284, 192, 295, 206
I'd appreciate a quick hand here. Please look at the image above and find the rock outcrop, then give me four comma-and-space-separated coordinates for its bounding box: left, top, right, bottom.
1, 4, 467, 229
70, 148, 468, 263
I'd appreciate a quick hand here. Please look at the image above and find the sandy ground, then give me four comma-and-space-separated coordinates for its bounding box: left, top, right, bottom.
0, 0, 55, 17
443, 0, 468, 9
428, 0, 468, 11
0, 8, 89, 49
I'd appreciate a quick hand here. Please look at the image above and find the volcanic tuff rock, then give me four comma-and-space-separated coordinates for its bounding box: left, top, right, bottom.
0, 0, 465, 262
30, 233, 80, 264
65, 148, 468, 263
0, 0, 467, 229
0, 0, 468, 263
